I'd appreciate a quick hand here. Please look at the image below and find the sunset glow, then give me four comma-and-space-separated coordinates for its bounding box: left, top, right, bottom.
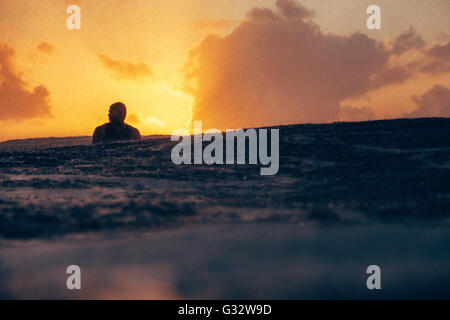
0, 0, 449, 141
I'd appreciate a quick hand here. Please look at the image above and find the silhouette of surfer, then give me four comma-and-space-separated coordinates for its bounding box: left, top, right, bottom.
92, 102, 142, 144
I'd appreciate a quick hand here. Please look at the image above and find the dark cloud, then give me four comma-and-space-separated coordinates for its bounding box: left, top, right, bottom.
247, 7, 282, 21
370, 65, 412, 88
427, 42, 450, 60
276, 0, 314, 20
419, 60, 450, 74
98, 54, 153, 82
37, 42, 54, 54
0, 43, 52, 121
391, 27, 426, 56
414, 42, 450, 74
184, 0, 414, 129
247, 0, 313, 21
406, 85, 450, 118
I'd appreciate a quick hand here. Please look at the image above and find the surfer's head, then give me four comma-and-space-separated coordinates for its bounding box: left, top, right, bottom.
108, 102, 127, 124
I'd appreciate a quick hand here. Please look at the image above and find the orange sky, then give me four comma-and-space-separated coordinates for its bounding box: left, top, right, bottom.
0, 0, 449, 141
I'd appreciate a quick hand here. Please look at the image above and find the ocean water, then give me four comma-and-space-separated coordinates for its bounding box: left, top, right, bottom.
1, 118, 450, 299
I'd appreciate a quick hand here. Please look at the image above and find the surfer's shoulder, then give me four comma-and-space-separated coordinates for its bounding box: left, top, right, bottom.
92, 123, 109, 144
124, 123, 142, 140
94, 123, 109, 132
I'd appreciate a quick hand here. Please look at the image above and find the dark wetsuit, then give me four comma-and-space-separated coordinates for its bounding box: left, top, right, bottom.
92, 122, 142, 144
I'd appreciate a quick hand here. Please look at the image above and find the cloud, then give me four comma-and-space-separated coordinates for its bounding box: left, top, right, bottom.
339, 105, 375, 122
37, 42, 54, 54
427, 42, 450, 60
390, 27, 425, 56
415, 42, 450, 74
127, 113, 164, 126
370, 65, 412, 88
419, 60, 450, 74
0, 43, 52, 121
248, 0, 313, 21
276, 0, 314, 20
145, 115, 165, 126
184, 0, 415, 129
127, 113, 141, 124
406, 85, 450, 118
246, 7, 282, 21
98, 54, 153, 82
